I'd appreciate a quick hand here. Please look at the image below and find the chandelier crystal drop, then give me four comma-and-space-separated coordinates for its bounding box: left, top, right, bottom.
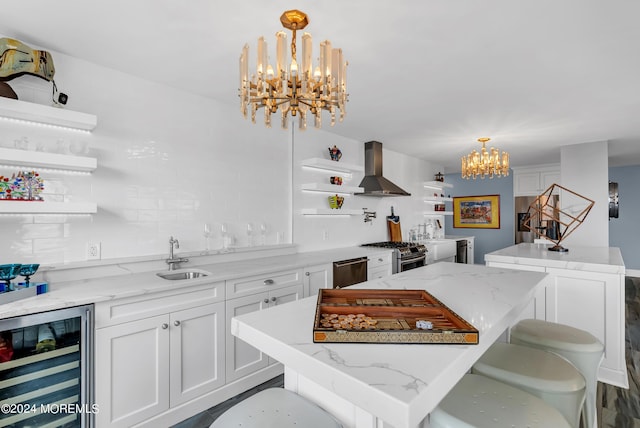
239, 10, 348, 130
461, 138, 510, 179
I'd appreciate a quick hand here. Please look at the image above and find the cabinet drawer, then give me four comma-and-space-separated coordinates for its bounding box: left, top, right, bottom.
368, 266, 391, 280
95, 281, 225, 328
368, 252, 392, 269
226, 269, 303, 299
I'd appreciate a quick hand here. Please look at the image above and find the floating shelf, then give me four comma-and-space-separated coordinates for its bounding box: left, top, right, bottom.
424, 196, 453, 203
424, 211, 453, 216
0, 97, 97, 132
301, 208, 362, 216
301, 158, 363, 174
301, 183, 364, 195
423, 181, 454, 190
0, 147, 97, 173
0, 201, 97, 214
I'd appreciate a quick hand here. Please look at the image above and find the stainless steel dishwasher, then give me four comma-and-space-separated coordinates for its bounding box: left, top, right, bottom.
333, 257, 368, 288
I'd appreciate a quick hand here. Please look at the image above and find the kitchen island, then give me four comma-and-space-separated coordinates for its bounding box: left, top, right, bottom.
231, 262, 551, 428
485, 242, 627, 388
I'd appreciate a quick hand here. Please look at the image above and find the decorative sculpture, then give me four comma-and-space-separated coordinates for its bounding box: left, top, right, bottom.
523, 183, 594, 252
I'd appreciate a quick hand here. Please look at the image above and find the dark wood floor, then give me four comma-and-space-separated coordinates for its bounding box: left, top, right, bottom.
598, 276, 640, 427
174, 276, 640, 428
171, 375, 284, 428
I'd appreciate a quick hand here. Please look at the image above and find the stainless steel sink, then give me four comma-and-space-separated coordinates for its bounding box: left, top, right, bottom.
156, 270, 209, 280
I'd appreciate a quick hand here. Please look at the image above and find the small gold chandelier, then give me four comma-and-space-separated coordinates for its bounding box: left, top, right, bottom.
461, 138, 510, 179
239, 10, 348, 130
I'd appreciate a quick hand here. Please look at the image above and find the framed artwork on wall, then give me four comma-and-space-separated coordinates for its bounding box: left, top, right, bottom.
453, 195, 500, 229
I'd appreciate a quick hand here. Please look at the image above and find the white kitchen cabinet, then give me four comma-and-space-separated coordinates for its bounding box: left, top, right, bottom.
224, 293, 269, 382
94, 282, 225, 428
485, 257, 627, 388
513, 165, 560, 196
545, 268, 625, 387
367, 251, 393, 280
95, 314, 169, 428
169, 303, 225, 406
225, 269, 304, 382
303, 263, 333, 296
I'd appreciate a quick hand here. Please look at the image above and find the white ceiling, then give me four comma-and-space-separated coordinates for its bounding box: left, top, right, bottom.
2, 0, 640, 171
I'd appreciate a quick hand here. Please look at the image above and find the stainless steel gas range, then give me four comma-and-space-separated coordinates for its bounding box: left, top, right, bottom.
362, 242, 427, 274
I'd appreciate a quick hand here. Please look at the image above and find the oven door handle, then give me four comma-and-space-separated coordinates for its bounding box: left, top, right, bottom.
400, 255, 426, 264
334, 258, 368, 268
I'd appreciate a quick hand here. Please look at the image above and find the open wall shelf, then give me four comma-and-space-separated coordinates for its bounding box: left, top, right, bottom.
301, 208, 362, 216
0, 201, 97, 214
301, 158, 363, 175
0, 148, 96, 173
423, 181, 454, 190
301, 183, 364, 195
0, 97, 97, 132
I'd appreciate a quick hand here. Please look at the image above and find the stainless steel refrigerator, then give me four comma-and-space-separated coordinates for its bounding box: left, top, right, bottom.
515, 195, 559, 244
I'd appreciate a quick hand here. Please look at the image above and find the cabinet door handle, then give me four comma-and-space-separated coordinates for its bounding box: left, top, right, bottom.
263, 298, 269, 304
174, 320, 181, 327
305, 272, 310, 276
161, 323, 169, 330
264, 279, 275, 285
271, 296, 277, 302
378, 258, 383, 262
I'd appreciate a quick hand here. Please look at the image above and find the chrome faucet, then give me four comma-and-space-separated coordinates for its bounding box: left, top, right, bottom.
166, 236, 189, 270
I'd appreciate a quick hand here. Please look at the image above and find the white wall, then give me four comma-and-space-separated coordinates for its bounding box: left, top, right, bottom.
560, 141, 609, 247
0, 45, 291, 264
0, 43, 444, 266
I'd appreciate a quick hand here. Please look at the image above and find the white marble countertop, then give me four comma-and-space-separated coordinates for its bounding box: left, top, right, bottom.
485, 243, 625, 274
0, 246, 393, 319
231, 262, 551, 428
444, 235, 475, 241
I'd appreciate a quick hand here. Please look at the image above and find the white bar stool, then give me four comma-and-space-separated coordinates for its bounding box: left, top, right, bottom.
430, 374, 572, 428
472, 342, 585, 427
510, 319, 604, 428
210, 387, 343, 428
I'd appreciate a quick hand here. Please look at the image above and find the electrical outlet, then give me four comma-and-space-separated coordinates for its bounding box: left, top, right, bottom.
322, 229, 329, 240
87, 242, 101, 260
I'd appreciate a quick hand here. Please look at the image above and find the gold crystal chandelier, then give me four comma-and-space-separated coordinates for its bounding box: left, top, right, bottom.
239, 10, 348, 130
461, 138, 510, 179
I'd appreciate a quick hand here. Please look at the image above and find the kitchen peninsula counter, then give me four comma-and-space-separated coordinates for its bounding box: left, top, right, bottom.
484, 242, 625, 274
231, 262, 551, 428
485, 243, 628, 388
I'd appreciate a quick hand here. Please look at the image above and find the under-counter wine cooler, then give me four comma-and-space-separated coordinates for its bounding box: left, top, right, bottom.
0, 305, 94, 428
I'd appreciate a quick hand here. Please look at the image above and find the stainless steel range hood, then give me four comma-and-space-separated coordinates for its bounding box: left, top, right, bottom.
358, 141, 411, 196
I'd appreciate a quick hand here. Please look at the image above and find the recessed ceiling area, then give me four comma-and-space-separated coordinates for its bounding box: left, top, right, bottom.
1, 0, 639, 171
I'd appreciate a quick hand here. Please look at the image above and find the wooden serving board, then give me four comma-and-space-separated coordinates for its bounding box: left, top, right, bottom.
387, 219, 402, 242
313, 289, 478, 344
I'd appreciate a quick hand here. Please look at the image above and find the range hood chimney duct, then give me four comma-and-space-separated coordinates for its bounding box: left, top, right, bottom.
358, 141, 411, 197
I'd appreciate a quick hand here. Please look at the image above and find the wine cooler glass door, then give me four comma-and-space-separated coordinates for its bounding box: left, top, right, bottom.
0, 305, 93, 428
